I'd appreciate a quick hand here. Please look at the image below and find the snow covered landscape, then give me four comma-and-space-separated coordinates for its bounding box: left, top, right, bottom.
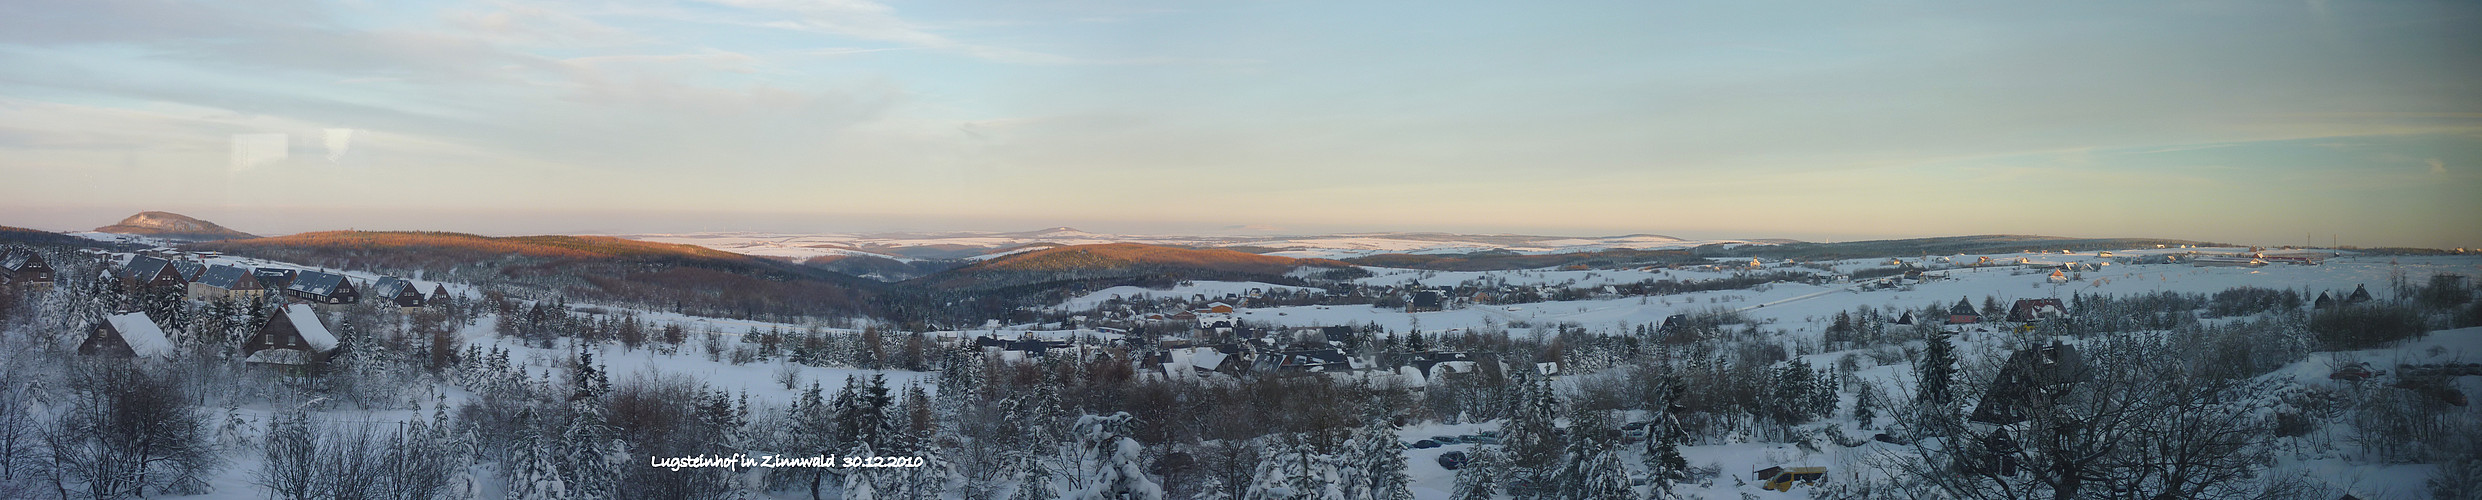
5, 1, 2478, 499
3, 221, 2479, 499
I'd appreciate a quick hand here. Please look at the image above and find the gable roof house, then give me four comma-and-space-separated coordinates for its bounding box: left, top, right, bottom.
252, 267, 300, 290
1948, 298, 1982, 325
243, 304, 341, 374
1408, 290, 1445, 312
2006, 298, 2070, 323
2313, 292, 2335, 309
169, 260, 207, 282
284, 270, 359, 305
119, 255, 189, 290
2345, 284, 2373, 305
1967, 342, 2092, 427
430, 283, 452, 301
78, 311, 174, 359
187, 264, 266, 301
2, 250, 54, 288
371, 277, 427, 308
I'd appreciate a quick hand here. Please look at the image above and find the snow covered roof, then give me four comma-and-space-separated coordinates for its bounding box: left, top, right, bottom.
121, 255, 175, 282
283, 304, 339, 353
372, 277, 419, 300
105, 312, 172, 359
195, 264, 259, 290
287, 271, 350, 297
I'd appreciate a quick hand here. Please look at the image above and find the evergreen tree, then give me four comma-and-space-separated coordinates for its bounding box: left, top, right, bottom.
1852, 383, 1882, 430
1552, 409, 1631, 500
1061, 412, 1163, 500
1914, 330, 1961, 436
1341, 410, 1412, 500
1448, 448, 1503, 500
1497, 370, 1563, 496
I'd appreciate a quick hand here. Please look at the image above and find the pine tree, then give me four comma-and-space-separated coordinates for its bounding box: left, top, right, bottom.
1448, 447, 1503, 500
1852, 383, 1881, 430
1914, 330, 1961, 436
1553, 409, 1631, 500
1061, 412, 1163, 500
1342, 410, 1412, 500
1497, 370, 1563, 496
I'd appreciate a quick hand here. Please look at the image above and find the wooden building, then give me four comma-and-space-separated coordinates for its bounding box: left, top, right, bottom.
370, 277, 427, 308
1947, 298, 1982, 325
2006, 298, 2069, 322
283, 270, 359, 305
1, 250, 53, 288
187, 264, 266, 301
119, 255, 188, 290
169, 260, 206, 282
253, 267, 299, 290
79, 311, 173, 359
243, 304, 340, 375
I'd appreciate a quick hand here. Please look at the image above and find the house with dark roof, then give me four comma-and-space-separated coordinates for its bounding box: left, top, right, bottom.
2, 250, 54, 288
118, 255, 188, 290
187, 264, 266, 301
78, 311, 174, 360
252, 267, 299, 290
2313, 292, 2334, 309
371, 277, 427, 308
1967, 342, 2091, 426
1408, 290, 1444, 312
169, 260, 206, 282
1947, 298, 1982, 325
244, 304, 341, 375
283, 270, 359, 305
2345, 284, 2373, 305
1258, 348, 1359, 373
2005, 298, 2069, 323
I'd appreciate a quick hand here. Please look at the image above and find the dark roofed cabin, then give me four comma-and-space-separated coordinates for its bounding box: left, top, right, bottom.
1408, 290, 1444, 312
244, 304, 341, 376
3, 250, 54, 287
79, 312, 173, 359
119, 255, 188, 290
1947, 297, 1981, 325
283, 271, 359, 305
169, 260, 206, 282
188, 264, 266, 301
371, 277, 426, 308
2005, 298, 2068, 322
253, 267, 299, 290
1967, 342, 2092, 426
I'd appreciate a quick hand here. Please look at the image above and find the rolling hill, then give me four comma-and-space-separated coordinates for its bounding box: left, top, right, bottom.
913, 243, 1362, 291
93, 211, 258, 241
190, 231, 884, 320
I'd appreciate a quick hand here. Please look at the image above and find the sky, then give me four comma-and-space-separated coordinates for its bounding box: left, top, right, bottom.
1, 0, 2477, 248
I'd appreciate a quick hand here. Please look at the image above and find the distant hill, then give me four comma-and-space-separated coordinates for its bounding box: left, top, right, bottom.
191, 231, 882, 320
1345, 248, 1705, 271
0, 225, 103, 248
916, 243, 1358, 289
801, 254, 968, 282
1690, 235, 2232, 261
94, 211, 258, 241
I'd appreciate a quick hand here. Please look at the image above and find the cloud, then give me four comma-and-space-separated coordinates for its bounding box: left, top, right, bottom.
2432, 159, 2449, 174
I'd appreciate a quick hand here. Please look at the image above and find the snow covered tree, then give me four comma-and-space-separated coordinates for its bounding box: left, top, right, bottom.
1852, 383, 1882, 430
1246, 434, 1342, 500
1448, 447, 1504, 500
1059, 412, 1163, 500
1551, 409, 1631, 500
1914, 329, 1960, 436
1496, 370, 1563, 495
1339, 411, 1412, 500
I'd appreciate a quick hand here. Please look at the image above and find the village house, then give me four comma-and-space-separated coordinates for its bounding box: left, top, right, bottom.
371, 277, 428, 308
2, 250, 54, 289
283, 270, 360, 305
169, 260, 206, 282
1947, 298, 1982, 325
119, 255, 189, 290
2006, 298, 2069, 323
1968, 342, 2092, 426
187, 264, 266, 301
78, 311, 174, 360
243, 304, 341, 376
253, 267, 299, 290
1407, 290, 1445, 312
